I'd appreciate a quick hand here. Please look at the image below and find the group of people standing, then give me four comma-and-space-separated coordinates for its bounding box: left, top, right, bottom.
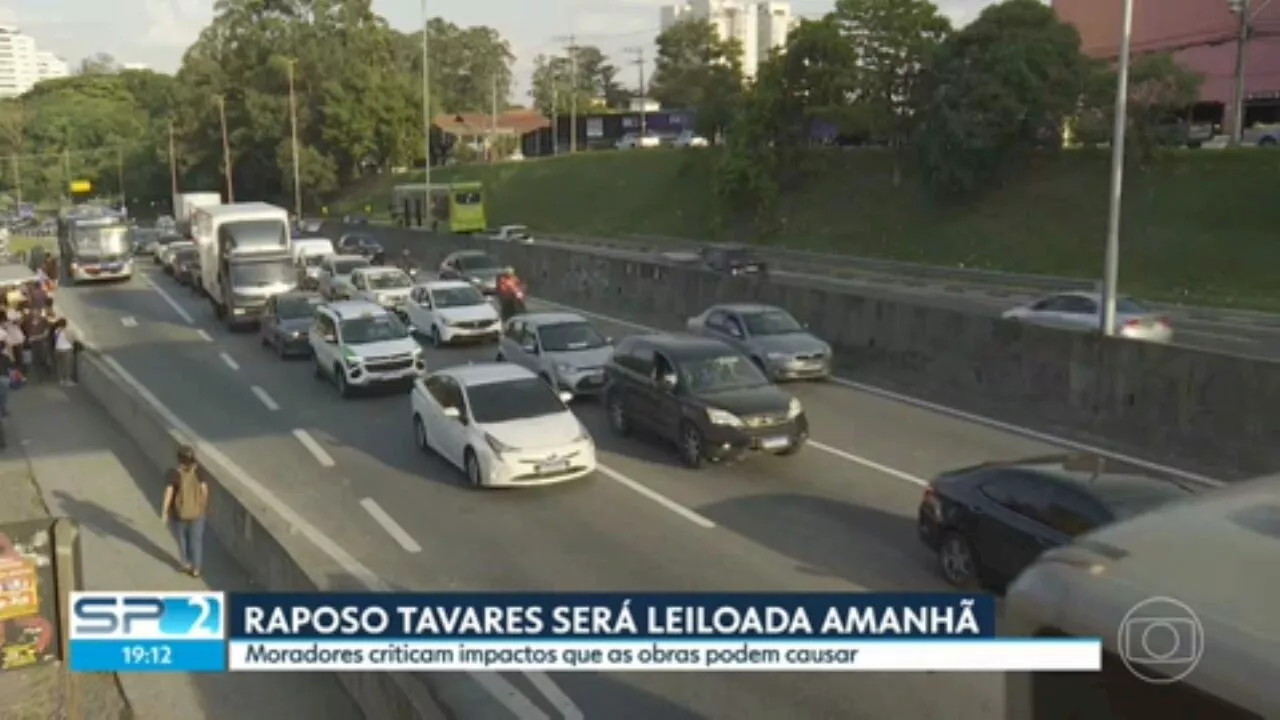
0, 263, 79, 414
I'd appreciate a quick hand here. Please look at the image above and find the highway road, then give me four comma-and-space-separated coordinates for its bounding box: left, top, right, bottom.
527, 236, 1280, 360
56, 264, 1217, 719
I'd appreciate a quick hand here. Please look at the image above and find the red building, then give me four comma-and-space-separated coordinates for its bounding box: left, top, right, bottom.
1053, 0, 1280, 125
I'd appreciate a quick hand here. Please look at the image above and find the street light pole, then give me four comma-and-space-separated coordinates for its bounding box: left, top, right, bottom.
215, 95, 234, 201
1101, 0, 1134, 336
1228, 0, 1251, 145
286, 59, 302, 218
422, 0, 431, 226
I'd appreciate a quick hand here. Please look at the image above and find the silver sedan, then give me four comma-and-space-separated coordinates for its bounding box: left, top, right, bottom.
686, 303, 831, 381
495, 312, 614, 398
1002, 291, 1173, 343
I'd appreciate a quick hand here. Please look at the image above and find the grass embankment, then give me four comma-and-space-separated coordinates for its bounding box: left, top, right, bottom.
333, 149, 1280, 311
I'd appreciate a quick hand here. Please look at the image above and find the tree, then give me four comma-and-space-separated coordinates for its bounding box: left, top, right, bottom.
393, 20, 515, 114
78, 53, 120, 75
831, 0, 951, 184
913, 0, 1091, 194
649, 19, 744, 138
529, 46, 624, 115
1074, 54, 1203, 162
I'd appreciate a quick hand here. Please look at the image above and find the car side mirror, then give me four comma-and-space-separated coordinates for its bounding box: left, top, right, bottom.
522, 343, 538, 354
442, 406, 461, 419
558, 391, 573, 404
657, 375, 677, 392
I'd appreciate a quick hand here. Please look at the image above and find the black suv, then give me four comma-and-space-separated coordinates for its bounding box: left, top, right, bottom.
701, 243, 768, 276
603, 334, 808, 468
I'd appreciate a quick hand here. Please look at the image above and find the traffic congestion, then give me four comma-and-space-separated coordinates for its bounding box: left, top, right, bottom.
49, 201, 1257, 717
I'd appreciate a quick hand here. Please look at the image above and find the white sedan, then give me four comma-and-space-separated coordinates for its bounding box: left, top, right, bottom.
410, 363, 596, 488
404, 280, 501, 346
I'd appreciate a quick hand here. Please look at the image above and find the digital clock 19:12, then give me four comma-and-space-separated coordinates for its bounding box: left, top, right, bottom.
121, 643, 173, 667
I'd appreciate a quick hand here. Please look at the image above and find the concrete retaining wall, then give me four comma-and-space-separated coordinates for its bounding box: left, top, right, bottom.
337, 223, 1279, 479
75, 350, 447, 719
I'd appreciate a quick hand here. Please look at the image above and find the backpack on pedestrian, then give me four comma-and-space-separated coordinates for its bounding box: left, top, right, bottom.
170, 464, 206, 521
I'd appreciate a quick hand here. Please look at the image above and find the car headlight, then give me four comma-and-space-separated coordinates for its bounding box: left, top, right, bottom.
342, 348, 360, 365
706, 408, 743, 427
787, 397, 803, 419
485, 433, 516, 455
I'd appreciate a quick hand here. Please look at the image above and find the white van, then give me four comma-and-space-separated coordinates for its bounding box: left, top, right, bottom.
292, 237, 335, 290
1004, 476, 1279, 718
194, 203, 294, 328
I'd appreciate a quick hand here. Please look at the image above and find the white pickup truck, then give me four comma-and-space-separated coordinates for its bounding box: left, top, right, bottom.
486, 224, 534, 244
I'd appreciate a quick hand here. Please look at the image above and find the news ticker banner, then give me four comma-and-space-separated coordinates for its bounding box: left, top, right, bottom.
69, 591, 1101, 673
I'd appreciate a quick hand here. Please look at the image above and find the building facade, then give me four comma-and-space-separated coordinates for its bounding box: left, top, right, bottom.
1053, 0, 1280, 125
36, 51, 69, 81
659, 0, 795, 78
0, 26, 67, 97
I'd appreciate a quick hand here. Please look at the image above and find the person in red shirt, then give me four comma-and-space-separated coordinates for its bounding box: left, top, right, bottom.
495, 268, 526, 321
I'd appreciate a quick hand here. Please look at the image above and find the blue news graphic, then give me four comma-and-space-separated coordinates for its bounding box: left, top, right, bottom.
69, 592, 227, 673
229, 592, 995, 640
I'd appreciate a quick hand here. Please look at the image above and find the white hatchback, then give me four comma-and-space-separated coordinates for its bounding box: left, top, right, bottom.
404, 280, 501, 347
410, 363, 596, 488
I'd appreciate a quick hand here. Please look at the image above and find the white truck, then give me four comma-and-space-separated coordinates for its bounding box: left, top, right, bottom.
174, 192, 222, 237
194, 202, 296, 329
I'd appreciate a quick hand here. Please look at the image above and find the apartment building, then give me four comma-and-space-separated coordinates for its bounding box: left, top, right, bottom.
0, 26, 68, 97
37, 51, 69, 81
659, 0, 795, 78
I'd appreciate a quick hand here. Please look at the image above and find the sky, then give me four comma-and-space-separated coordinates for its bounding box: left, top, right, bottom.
0, 0, 1002, 101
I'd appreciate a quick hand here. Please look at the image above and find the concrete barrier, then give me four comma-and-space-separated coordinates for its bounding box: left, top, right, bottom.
74, 350, 448, 719
335, 223, 1280, 480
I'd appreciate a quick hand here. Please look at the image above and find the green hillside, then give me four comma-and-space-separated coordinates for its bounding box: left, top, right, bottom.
333, 149, 1280, 310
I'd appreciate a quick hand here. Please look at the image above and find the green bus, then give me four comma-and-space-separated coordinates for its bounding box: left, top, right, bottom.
392, 181, 486, 234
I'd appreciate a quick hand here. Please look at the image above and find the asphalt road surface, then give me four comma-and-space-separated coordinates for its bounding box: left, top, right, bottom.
532, 238, 1280, 360
55, 264, 1216, 719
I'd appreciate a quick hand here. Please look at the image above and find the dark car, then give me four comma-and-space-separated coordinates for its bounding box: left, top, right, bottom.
260, 291, 323, 358
172, 247, 200, 285
917, 454, 1193, 591
603, 334, 808, 468
337, 233, 385, 264
439, 250, 506, 295
701, 243, 768, 276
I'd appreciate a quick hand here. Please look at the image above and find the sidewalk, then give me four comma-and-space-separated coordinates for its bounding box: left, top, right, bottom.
9, 381, 361, 719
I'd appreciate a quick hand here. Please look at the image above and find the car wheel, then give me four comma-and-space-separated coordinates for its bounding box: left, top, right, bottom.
431, 325, 443, 348
413, 414, 430, 453
678, 422, 705, 469
335, 366, 351, 397
606, 392, 631, 436
938, 532, 980, 589
464, 449, 483, 487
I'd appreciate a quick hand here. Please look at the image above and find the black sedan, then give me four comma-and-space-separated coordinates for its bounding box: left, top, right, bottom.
917, 454, 1192, 590
172, 247, 200, 285
337, 233, 385, 264
259, 291, 323, 358
700, 243, 767, 276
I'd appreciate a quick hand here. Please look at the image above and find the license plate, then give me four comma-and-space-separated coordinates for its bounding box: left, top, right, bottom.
536, 460, 570, 474
761, 436, 790, 450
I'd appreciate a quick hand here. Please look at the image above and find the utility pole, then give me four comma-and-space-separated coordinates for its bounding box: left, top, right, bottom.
62, 147, 70, 205
286, 59, 302, 218
168, 120, 179, 200
625, 47, 647, 137
116, 147, 125, 214
1228, 0, 1251, 145
10, 154, 19, 206
421, 0, 432, 226
215, 95, 234, 201
490, 73, 499, 161
1101, 0, 1134, 336
553, 35, 579, 153
551, 83, 559, 155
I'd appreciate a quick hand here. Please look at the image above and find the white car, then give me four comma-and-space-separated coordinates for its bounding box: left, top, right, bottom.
316, 254, 371, 300
310, 301, 425, 397
673, 130, 708, 148
410, 363, 596, 488
616, 132, 661, 150
405, 280, 501, 347
350, 266, 414, 311
488, 225, 534, 244
159, 240, 195, 272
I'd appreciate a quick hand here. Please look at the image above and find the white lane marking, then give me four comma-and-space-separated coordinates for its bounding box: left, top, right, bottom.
219, 352, 240, 371
197, 329, 213, 342
532, 298, 1225, 488
120, 316, 137, 327
292, 429, 336, 467
595, 464, 715, 528
98, 357, 565, 717
526, 673, 585, 720
145, 276, 194, 324
359, 498, 422, 553
250, 385, 280, 411
809, 440, 927, 487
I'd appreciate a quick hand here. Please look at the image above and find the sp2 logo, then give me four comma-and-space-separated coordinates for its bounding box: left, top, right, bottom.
71, 592, 224, 638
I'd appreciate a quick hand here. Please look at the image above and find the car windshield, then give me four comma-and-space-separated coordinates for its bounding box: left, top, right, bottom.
741, 310, 803, 336
303, 254, 326, 267
457, 254, 499, 271
724, 249, 758, 264
230, 262, 293, 287
340, 314, 408, 344
332, 259, 369, 275
1116, 298, 1148, 314
1091, 481, 1190, 521
173, 249, 198, 262
466, 378, 565, 424
539, 322, 606, 352
366, 272, 411, 289
506, 226, 529, 238
278, 296, 321, 319
431, 286, 485, 308
678, 354, 769, 393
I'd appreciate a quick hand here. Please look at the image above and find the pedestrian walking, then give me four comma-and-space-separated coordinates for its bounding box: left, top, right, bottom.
52, 318, 75, 385
160, 445, 208, 577
27, 309, 50, 381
